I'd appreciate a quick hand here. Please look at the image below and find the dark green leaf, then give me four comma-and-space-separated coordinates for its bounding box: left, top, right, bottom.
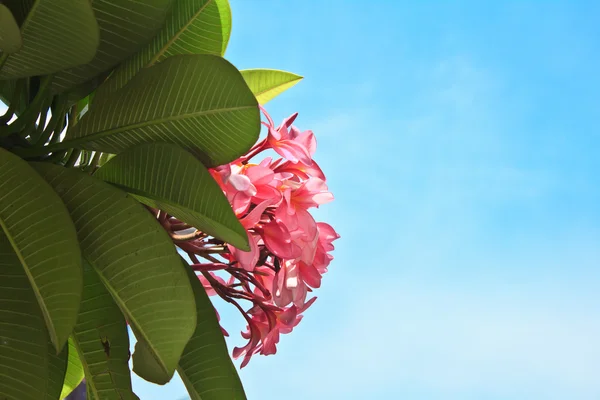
94, 142, 249, 250
99, 0, 232, 96
241, 69, 303, 104
66, 54, 260, 167
59, 338, 85, 400
178, 262, 246, 400
0, 233, 48, 400
71, 261, 134, 400
0, 4, 21, 54
52, 0, 174, 94
0, 0, 99, 79
0, 149, 82, 352
31, 163, 197, 384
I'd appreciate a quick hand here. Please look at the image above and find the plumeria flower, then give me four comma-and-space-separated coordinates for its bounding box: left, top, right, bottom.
167, 106, 339, 367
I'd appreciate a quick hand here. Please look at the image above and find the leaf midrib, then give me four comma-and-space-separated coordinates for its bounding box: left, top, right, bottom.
253, 76, 302, 97
147, 0, 215, 66
0, 218, 58, 350
67, 104, 254, 147
90, 257, 170, 376
176, 367, 202, 400
69, 335, 101, 400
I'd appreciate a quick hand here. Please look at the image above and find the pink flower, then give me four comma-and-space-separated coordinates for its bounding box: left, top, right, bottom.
211, 164, 256, 215
226, 199, 277, 270
273, 260, 322, 308
212, 160, 283, 217
263, 109, 316, 165
261, 219, 302, 259
228, 233, 260, 271
275, 159, 326, 181
193, 105, 339, 368
282, 177, 334, 214
313, 222, 340, 273
245, 160, 281, 202
233, 298, 317, 367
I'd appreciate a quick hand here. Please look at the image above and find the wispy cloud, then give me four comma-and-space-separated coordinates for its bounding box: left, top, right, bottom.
239, 274, 600, 400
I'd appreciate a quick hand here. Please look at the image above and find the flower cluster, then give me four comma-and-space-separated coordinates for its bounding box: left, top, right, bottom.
165, 106, 339, 367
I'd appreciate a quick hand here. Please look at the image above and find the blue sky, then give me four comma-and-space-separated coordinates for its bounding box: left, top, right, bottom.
4, 1, 600, 399
133, 1, 600, 399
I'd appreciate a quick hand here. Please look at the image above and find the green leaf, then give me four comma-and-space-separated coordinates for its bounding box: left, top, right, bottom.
131, 339, 170, 384
59, 338, 85, 400
65, 54, 260, 168
71, 261, 134, 400
0, 4, 22, 54
31, 163, 197, 384
0, 149, 82, 352
178, 262, 246, 400
94, 142, 249, 250
46, 342, 68, 400
51, 0, 174, 94
0, 0, 99, 79
241, 69, 303, 104
0, 233, 49, 400
99, 0, 232, 96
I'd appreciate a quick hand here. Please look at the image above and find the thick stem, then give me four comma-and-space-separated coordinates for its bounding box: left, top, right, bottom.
0, 79, 24, 125
0, 75, 53, 138
191, 263, 229, 272
240, 139, 268, 163
65, 149, 81, 168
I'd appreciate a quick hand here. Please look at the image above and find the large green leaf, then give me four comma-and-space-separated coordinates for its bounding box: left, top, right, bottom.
59, 338, 85, 400
131, 339, 171, 384
0, 233, 49, 400
51, 0, 174, 94
65, 54, 260, 167
178, 262, 246, 400
0, 149, 82, 352
46, 342, 68, 400
0, 4, 21, 54
99, 0, 232, 96
0, 0, 99, 79
31, 163, 197, 384
241, 69, 303, 105
94, 142, 249, 250
71, 261, 133, 400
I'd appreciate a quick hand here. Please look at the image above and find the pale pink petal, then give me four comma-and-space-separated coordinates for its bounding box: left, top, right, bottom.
277, 306, 298, 326
228, 234, 259, 271
292, 282, 307, 308
259, 157, 272, 167
228, 173, 256, 195
241, 198, 276, 229
262, 220, 302, 259
294, 129, 317, 156
272, 140, 312, 165
231, 192, 252, 216
273, 269, 293, 307
295, 208, 318, 239
261, 329, 280, 355
299, 296, 318, 313
246, 165, 275, 186
300, 262, 322, 288
276, 159, 326, 181
278, 113, 298, 130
